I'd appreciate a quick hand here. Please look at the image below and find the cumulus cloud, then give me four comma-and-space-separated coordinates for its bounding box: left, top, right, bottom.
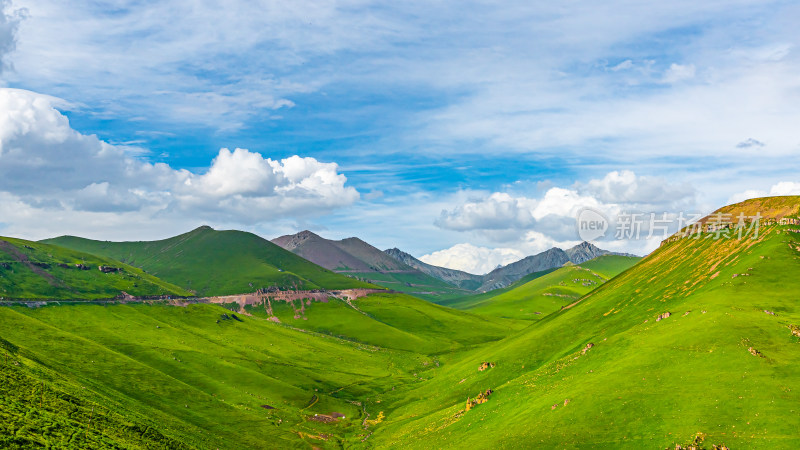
768, 181, 800, 196
434, 193, 537, 231
661, 63, 696, 83
426, 170, 697, 269
436, 170, 695, 235
579, 170, 695, 211
0, 88, 359, 237
419, 243, 525, 275
727, 181, 800, 204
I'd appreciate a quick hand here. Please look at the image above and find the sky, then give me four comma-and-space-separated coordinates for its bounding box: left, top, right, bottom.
1, 0, 799, 274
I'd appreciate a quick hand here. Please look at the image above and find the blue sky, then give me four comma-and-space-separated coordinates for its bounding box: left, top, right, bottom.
1, 0, 799, 273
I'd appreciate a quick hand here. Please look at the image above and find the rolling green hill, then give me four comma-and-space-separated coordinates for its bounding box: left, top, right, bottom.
0, 290, 517, 448
443, 255, 640, 320
0, 236, 191, 300
364, 196, 800, 448
241, 291, 518, 353
44, 226, 374, 296
5, 196, 800, 448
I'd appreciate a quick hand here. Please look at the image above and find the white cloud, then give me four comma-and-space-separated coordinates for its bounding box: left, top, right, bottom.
579, 170, 696, 211
0, 0, 24, 74
6, 0, 410, 130
662, 63, 696, 83
0, 88, 358, 238
768, 181, 800, 196
427, 170, 699, 262
419, 243, 525, 275
435, 192, 536, 231
727, 181, 800, 204
436, 170, 695, 235
531, 187, 605, 220
610, 59, 633, 71
727, 189, 766, 205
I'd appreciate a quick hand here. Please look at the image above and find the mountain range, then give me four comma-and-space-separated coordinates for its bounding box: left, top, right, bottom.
475, 241, 637, 292
273, 230, 637, 295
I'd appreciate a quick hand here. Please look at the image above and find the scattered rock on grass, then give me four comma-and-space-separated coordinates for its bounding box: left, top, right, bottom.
465, 389, 493, 411
478, 361, 496, 371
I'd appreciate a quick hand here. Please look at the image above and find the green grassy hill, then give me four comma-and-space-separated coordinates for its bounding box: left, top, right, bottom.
44, 226, 374, 296
0, 236, 191, 300
243, 292, 518, 353
443, 255, 640, 320
5, 196, 800, 448
579, 254, 643, 278
0, 290, 517, 449
364, 196, 800, 448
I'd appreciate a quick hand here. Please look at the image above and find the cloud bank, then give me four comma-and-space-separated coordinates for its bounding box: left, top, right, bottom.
0, 88, 358, 239
425, 170, 698, 273
728, 181, 800, 204
419, 243, 525, 275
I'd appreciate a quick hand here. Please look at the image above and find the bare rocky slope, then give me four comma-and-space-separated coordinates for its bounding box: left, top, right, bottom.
272, 231, 412, 272
383, 248, 484, 290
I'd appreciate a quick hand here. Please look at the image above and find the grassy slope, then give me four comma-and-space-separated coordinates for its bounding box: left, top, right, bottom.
0, 303, 419, 448
368, 217, 800, 448
0, 292, 518, 448
0, 237, 191, 300
462, 265, 608, 320
579, 254, 643, 278
1, 345, 192, 449
45, 226, 374, 296
438, 268, 560, 309
242, 292, 517, 354
443, 255, 640, 320
8, 196, 797, 448
347, 271, 475, 303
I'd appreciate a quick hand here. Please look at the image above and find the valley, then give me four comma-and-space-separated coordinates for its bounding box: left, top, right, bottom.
1, 196, 799, 448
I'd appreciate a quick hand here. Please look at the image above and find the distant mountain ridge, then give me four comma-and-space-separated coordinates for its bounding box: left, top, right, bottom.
386, 241, 637, 292
275, 230, 637, 296
272, 230, 412, 272
272, 231, 474, 302
384, 248, 484, 290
